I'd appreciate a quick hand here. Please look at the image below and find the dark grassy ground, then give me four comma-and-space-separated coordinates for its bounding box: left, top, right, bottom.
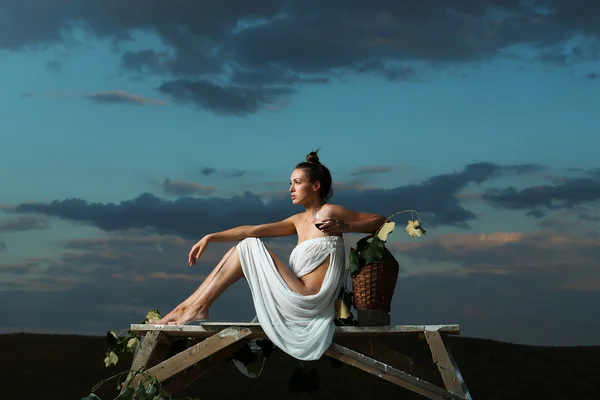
0, 333, 598, 400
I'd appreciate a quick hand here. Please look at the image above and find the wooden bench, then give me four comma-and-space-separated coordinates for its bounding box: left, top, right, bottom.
125, 323, 472, 400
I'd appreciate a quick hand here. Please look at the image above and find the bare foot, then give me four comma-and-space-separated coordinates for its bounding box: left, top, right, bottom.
149, 305, 209, 325
148, 307, 181, 324
167, 307, 209, 325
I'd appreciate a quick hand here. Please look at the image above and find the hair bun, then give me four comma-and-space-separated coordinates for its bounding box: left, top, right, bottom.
306, 150, 321, 165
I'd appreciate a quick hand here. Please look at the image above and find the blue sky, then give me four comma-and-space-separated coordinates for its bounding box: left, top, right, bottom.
1, 1, 599, 346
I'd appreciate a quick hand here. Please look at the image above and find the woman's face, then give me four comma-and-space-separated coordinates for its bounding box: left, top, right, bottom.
289, 168, 319, 205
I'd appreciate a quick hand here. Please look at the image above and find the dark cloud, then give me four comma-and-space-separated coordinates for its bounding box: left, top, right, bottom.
223, 170, 247, 178
349, 166, 395, 176
587, 71, 600, 80
156, 79, 292, 115
201, 167, 217, 176
200, 167, 247, 178
2, 1, 599, 114
121, 49, 168, 73
483, 176, 600, 216
230, 66, 331, 86
162, 178, 217, 197
351, 61, 418, 82
0, 241, 5, 252
0, 216, 50, 233
12, 162, 539, 237
83, 90, 166, 106
0, 261, 41, 276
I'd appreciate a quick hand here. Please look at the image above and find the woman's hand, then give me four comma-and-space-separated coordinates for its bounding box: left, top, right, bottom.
188, 237, 209, 266
319, 217, 348, 236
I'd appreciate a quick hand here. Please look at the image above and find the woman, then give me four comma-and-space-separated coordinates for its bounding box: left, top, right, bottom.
150, 150, 385, 360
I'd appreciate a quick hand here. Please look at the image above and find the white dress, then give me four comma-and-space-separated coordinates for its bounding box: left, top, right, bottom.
236, 235, 345, 361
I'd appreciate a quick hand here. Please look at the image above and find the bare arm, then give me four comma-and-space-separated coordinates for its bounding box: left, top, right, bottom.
205, 215, 297, 243
327, 204, 386, 234
188, 215, 298, 265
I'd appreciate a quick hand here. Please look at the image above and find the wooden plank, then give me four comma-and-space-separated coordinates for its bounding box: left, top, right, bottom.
424, 331, 469, 398
325, 343, 466, 400
130, 323, 460, 339
442, 338, 473, 400
129, 326, 252, 387
162, 340, 248, 394
357, 339, 443, 386
127, 331, 162, 376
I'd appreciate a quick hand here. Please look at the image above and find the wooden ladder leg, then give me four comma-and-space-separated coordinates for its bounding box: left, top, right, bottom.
424, 331, 472, 400
124, 331, 165, 387
325, 342, 466, 400
129, 326, 253, 389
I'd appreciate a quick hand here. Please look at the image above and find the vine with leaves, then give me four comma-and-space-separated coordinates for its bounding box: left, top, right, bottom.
82, 309, 202, 400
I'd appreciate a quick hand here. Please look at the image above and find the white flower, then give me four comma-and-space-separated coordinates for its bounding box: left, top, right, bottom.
405, 219, 426, 238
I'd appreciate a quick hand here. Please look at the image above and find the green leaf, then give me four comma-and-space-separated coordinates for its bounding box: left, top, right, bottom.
145, 309, 161, 324
116, 387, 134, 400
362, 236, 386, 265
145, 383, 158, 396
348, 247, 361, 277
126, 337, 140, 353
135, 381, 149, 400
81, 394, 101, 400
356, 235, 371, 251
104, 351, 119, 368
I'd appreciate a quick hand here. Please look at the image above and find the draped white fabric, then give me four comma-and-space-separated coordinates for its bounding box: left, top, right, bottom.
236, 236, 345, 361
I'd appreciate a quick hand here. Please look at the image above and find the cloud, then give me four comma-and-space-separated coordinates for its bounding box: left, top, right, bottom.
483, 175, 600, 217
121, 49, 168, 73
162, 178, 217, 197
11, 162, 540, 238
156, 79, 292, 116
391, 229, 600, 277
561, 275, 600, 291
2, 1, 599, 115
0, 233, 215, 292
223, 170, 247, 178
199, 167, 247, 179
587, 71, 600, 80
0, 216, 50, 232
83, 90, 166, 106
2, 230, 600, 345
536, 209, 600, 236
0, 261, 42, 275
201, 168, 217, 176
348, 166, 395, 176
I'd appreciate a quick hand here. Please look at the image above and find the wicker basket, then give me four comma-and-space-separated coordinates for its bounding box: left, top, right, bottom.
351, 253, 399, 312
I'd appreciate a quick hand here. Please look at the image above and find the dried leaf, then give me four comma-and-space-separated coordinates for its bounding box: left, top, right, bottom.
145, 309, 161, 324
104, 351, 119, 368
376, 221, 395, 241
127, 337, 140, 352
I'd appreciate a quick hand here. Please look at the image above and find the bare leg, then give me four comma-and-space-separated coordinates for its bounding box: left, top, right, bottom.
150, 244, 316, 325
160, 247, 244, 325
149, 246, 236, 324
